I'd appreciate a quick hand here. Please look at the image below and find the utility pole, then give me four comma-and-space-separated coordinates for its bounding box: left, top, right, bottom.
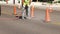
37, 0, 38, 2
13, 0, 15, 4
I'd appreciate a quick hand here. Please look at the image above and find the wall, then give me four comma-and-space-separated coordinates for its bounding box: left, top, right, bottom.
0, 0, 22, 5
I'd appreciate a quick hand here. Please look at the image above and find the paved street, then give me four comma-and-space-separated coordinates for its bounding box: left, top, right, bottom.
0, 5, 60, 34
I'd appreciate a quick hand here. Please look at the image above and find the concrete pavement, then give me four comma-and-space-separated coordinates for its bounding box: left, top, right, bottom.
0, 14, 60, 34
0, 5, 60, 34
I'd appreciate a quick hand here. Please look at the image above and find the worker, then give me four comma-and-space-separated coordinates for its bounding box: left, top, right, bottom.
22, 0, 31, 19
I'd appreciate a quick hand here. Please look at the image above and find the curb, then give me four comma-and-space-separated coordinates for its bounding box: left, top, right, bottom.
46, 22, 60, 26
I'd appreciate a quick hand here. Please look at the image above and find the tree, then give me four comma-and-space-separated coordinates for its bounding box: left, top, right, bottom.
38, 0, 54, 2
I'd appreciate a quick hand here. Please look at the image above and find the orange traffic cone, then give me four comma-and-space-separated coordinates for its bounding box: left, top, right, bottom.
14, 5, 17, 15
6, 0, 8, 4
31, 5, 34, 17
45, 7, 50, 22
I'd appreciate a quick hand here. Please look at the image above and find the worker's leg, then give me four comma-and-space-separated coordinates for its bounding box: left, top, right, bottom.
28, 5, 31, 19
22, 6, 25, 19
25, 5, 28, 17
24, 5, 28, 19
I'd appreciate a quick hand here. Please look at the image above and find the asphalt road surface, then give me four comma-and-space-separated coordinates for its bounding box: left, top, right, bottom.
0, 5, 60, 34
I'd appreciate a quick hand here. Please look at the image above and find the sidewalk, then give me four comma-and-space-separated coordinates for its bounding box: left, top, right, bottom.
0, 2, 60, 11
31, 2, 60, 11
